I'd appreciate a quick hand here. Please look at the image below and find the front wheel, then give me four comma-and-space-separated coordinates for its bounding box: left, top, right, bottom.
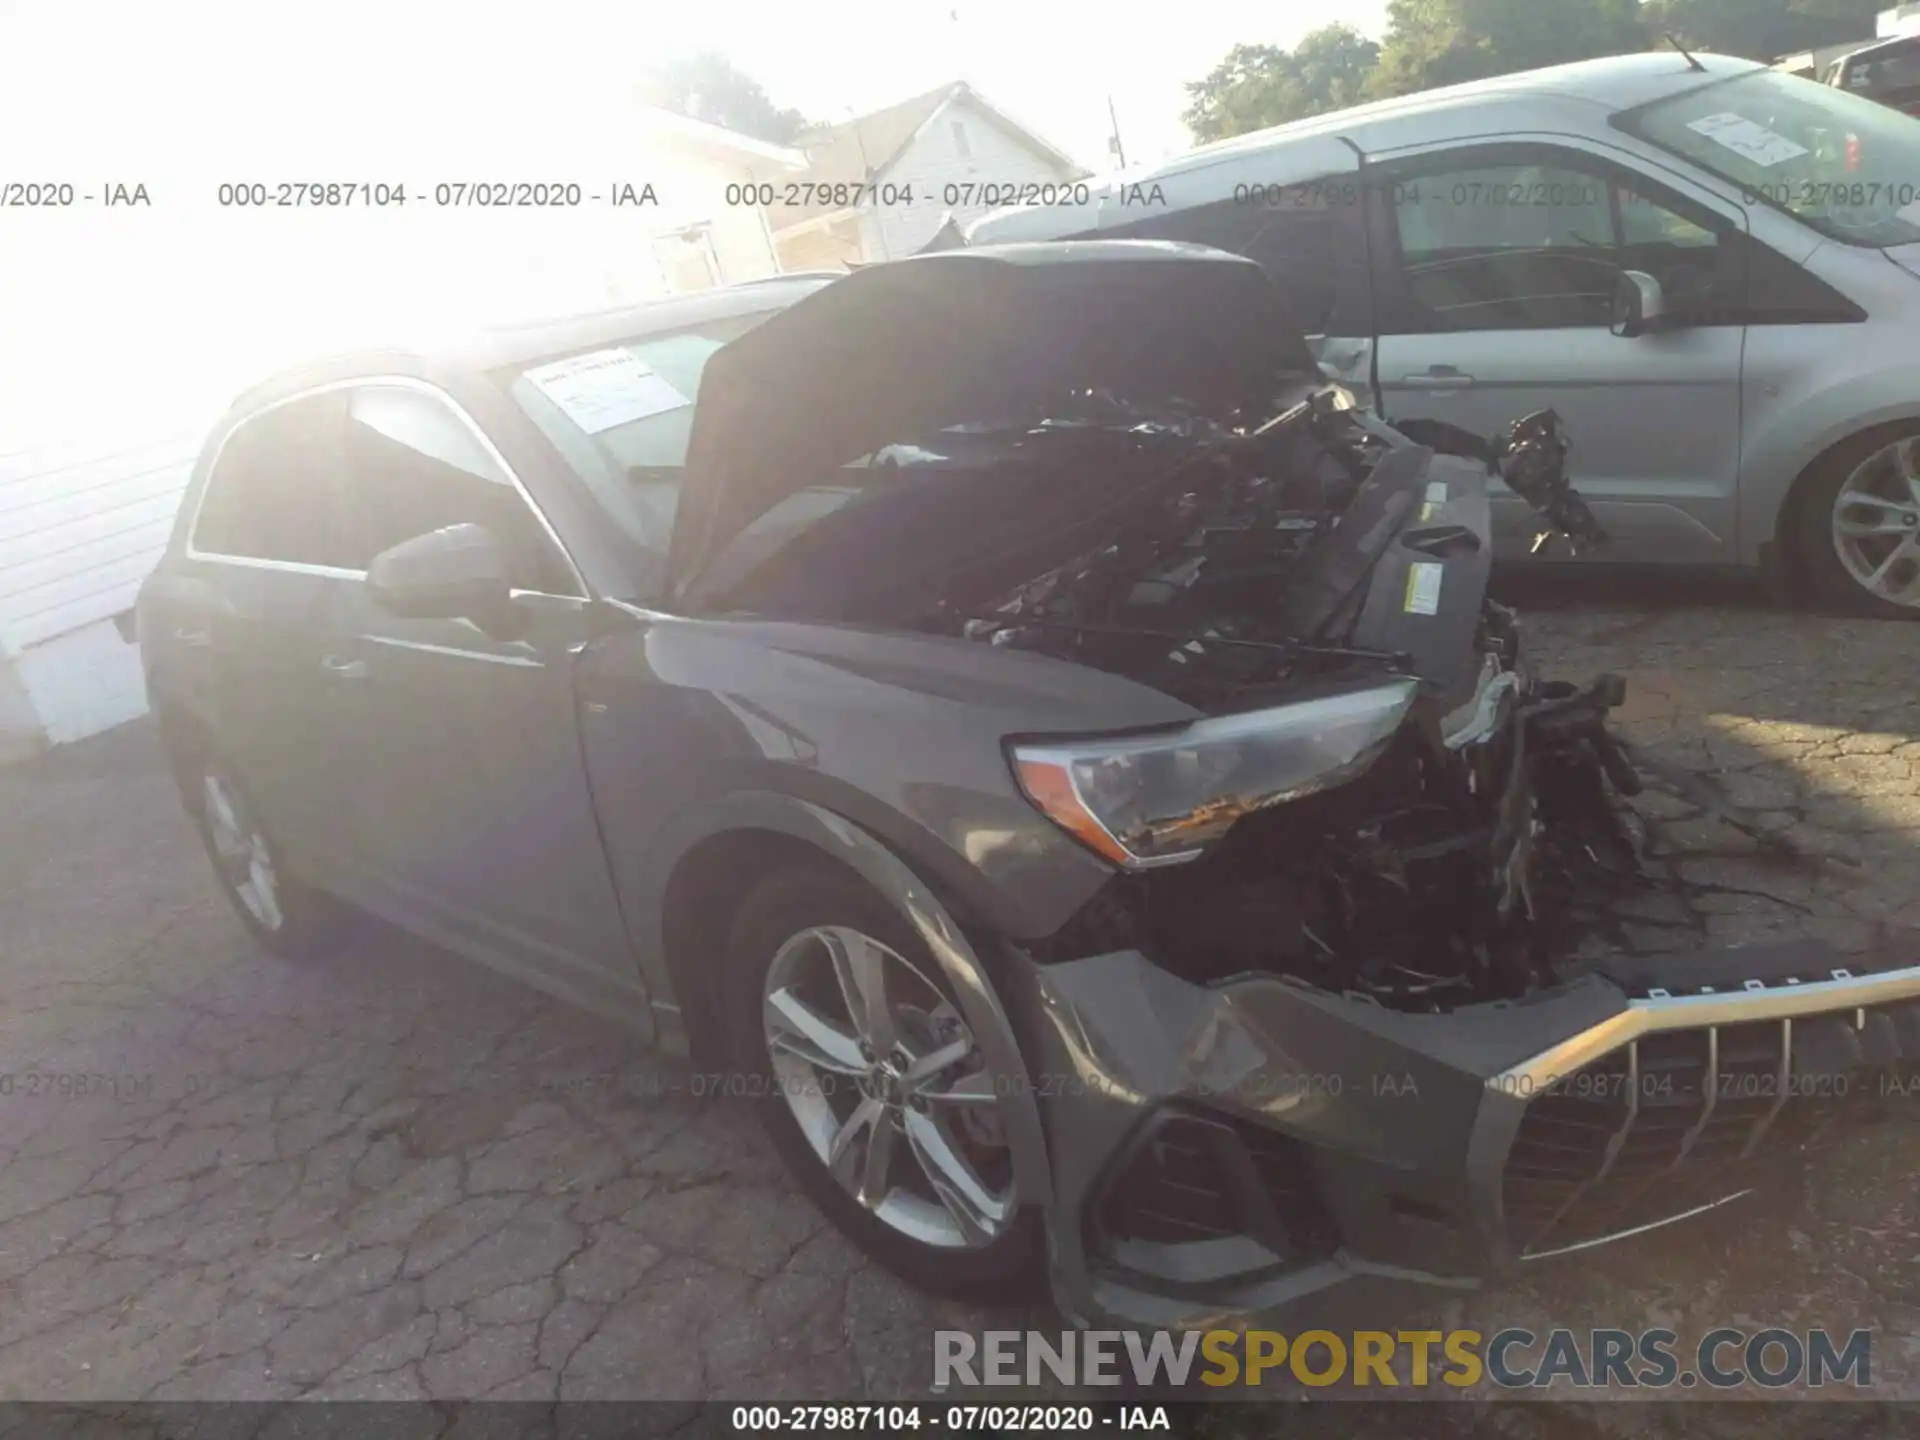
185, 754, 351, 959
1794, 426, 1920, 618
722, 862, 1042, 1298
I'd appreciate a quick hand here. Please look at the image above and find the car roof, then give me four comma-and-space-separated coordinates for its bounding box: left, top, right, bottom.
969, 51, 1764, 245
223, 273, 839, 415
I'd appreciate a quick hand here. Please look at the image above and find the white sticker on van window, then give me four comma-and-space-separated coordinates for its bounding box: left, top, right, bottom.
1685, 113, 1810, 168
525, 349, 690, 435
1419, 479, 1448, 520
1404, 561, 1443, 617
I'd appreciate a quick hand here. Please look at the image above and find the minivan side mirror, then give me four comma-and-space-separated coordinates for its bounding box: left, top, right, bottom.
1611, 269, 1669, 338
366, 523, 523, 637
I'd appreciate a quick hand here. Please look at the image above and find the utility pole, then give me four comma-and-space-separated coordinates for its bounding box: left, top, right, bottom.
1106, 94, 1127, 169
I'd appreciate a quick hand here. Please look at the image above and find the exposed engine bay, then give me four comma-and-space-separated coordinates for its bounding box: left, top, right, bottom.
936, 387, 1604, 710
922, 385, 1653, 1013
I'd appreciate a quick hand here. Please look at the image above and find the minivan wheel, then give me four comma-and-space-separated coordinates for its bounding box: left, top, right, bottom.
1795, 426, 1920, 618
188, 757, 347, 959
723, 862, 1041, 1298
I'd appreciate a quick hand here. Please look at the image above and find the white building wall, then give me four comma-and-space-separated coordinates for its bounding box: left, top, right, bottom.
1881, 2, 1920, 37
872, 101, 1077, 259
0, 434, 200, 757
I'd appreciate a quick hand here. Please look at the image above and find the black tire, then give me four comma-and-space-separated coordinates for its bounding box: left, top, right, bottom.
721, 860, 1043, 1299
1789, 422, 1920, 620
178, 748, 353, 960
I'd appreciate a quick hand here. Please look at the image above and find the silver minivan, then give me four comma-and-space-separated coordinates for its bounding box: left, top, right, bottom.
969, 51, 1920, 616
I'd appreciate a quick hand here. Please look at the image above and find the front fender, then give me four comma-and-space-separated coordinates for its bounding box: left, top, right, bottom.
636, 788, 1053, 1207
1739, 373, 1920, 563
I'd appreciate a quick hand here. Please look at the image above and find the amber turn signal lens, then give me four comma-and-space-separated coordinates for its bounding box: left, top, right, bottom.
1012, 757, 1133, 868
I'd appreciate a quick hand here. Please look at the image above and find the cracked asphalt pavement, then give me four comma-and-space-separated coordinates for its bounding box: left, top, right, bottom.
3, 588, 1919, 1408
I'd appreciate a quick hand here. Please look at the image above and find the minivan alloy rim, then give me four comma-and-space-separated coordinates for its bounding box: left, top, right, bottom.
203, 771, 284, 932
1832, 436, 1920, 608
761, 924, 1014, 1249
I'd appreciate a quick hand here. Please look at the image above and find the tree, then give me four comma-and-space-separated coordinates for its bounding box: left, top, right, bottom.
641, 53, 812, 145
1370, 0, 1646, 98
1639, 0, 1884, 60
1182, 26, 1382, 143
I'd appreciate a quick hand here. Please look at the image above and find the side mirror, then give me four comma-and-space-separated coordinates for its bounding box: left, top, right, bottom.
1611, 269, 1669, 338
367, 523, 523, 637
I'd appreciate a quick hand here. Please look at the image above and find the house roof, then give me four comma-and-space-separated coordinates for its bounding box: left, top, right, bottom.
635, 106, 808, 170
767, 82, 1082, 229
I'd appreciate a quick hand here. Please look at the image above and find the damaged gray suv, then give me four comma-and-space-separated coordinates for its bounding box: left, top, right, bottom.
139, 243, 1920, 1327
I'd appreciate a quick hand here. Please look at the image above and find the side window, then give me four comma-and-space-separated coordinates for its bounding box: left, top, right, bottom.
1388, 163, 1621, 331
338, 385, 579, 595
191, 394, 357, 569
1111, 195, 1345, 334
1615, 181, 1741, 326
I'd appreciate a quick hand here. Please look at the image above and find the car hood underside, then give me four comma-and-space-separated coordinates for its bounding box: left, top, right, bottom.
665, 242, 1317, 606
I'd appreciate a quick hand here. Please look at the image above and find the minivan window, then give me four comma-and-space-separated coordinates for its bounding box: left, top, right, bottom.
1617, 68, 1920, 247
507, 313, 777, 556
339, 384, 578, 594
1387, 160, 1731, 330
191, 394, 357, 570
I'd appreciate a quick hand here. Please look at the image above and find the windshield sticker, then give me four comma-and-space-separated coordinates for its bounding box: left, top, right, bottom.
525, 349, 691, 435
1419, 480, 1448, 521
1404, 561, 1443, 617
1685, 113, 1810, 168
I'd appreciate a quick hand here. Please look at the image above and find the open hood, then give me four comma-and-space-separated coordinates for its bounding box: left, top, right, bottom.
664, 241, 1318, 605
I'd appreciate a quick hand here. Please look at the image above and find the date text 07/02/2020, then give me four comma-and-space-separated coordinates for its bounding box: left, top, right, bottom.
728, 1405, 1165, 1433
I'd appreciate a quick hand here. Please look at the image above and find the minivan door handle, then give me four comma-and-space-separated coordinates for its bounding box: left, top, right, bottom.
1399, 365, 1476, 388
319, 654, 368, 681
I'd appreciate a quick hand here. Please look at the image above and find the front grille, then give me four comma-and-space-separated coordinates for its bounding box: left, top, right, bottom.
1093, 1110, 1341, 1262
1503, 1000, 1920, 1257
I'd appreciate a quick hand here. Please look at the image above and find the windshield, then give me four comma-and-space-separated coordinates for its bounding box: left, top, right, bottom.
506, 311, 774, 556
1616, 68, 1920, 247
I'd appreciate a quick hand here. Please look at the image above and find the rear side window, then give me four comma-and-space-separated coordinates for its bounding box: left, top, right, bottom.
337, 384, 578, 594
190, 394, 357, 569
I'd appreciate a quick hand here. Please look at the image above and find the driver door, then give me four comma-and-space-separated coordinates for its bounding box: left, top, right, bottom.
1358, 140, 1750, 564
324, 379, 636, 998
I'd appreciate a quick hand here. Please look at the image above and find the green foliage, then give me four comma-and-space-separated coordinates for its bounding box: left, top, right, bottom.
1182, 0, 1892, 143
1371, 0, 1646, 98
1181, 26, 1383, 142
641, 53, 812, 146
1641, 0, 1883, 60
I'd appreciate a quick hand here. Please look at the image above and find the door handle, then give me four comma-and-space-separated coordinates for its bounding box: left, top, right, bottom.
173, 626, 212, 649
1399, 365, 1477, 389
319, 654, 368, 681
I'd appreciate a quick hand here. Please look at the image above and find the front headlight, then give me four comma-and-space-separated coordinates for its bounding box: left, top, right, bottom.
1009, 680, 1420, 870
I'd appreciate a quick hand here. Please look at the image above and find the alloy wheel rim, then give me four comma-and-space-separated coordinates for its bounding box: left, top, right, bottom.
761, 924, 1014, 1249
203, 771, 284, 932
1831, 436, 1920, 609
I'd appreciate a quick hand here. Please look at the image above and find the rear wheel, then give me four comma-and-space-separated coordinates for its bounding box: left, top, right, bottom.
185, 753, 350, 959
722, 862, 1041, 1298
1793, 426, 1920, 618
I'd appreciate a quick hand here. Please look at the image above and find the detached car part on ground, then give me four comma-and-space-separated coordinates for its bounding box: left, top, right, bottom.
143, 243, 1920, 1331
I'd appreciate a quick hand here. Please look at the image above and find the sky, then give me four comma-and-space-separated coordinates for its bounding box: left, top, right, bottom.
0, 0, 1394, 170
0, 0, 1392, 444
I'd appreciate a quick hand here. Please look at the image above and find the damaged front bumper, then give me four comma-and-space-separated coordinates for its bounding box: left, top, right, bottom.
1004, 938, 1920, 1331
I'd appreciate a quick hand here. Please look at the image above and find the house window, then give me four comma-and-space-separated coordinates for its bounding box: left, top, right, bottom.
654, 227, 723, 294
951, 120, 971, 159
